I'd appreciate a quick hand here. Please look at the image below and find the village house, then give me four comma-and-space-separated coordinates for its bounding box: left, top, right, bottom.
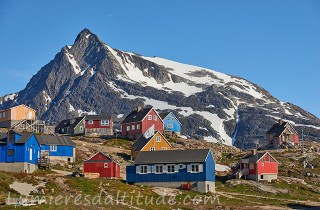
131, 131, 172, 160
266, 119, 299, 148
84, 115, 113, 135
55, 117, 85, 135
126, 149, 215, 193
159, 112, 181, 137
83, 151, 120, 178
0, 131, 76, 173
121, 106, 164, 140
35, 135, 76, 163
233, 150, 278, 182
0, 104, 45, 133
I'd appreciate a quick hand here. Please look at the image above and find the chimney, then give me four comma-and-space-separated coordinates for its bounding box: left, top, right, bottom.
136, 106, 142, 112
278, 119, 284, 125
251, 149, 256, 155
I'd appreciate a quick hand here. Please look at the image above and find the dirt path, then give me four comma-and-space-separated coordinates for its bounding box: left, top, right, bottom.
217, 191, 320, 207
51, 169, 72, 176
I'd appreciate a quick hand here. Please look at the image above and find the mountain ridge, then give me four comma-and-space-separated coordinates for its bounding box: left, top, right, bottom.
1, 28, 319, 148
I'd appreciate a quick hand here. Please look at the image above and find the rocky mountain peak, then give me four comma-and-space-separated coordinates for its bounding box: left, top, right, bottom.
1, 29, 320, 148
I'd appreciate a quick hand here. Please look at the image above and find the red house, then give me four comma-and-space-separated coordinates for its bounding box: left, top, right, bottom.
266, 119, 299, 148
233, 150, 278, 182
83, 151, 120, 178
121, 106, 164, 139
84, 115, 113, 135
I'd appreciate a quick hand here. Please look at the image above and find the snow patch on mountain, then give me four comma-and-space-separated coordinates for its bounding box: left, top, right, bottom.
266, 115, 320, 130
65, 51, 81, 74
4, 93, 17, 101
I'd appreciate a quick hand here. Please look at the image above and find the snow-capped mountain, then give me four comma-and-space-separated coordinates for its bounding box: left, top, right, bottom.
1, 29, 319, 148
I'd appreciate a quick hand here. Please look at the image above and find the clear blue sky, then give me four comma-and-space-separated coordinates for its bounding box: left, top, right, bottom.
0, 0, 319, 118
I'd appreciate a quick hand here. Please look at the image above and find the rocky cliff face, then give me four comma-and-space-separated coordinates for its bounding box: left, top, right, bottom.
1, 29, 319, 148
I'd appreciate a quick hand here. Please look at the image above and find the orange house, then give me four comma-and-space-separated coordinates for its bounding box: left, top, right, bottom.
131, 131, 172, 160
0, 105, 36, 128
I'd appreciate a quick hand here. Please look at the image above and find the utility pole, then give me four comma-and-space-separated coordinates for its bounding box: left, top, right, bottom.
301, 128, 304, 153
254, 140, 259, 195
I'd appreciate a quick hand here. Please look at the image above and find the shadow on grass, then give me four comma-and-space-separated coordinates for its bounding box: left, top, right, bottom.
216, 175, 231, 184
287, 203, 320, 209
117, 152, 131, 161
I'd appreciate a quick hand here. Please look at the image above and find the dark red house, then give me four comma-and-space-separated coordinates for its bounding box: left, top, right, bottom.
83, 151, 120, 178
84, 115, 113, 135
266, 119, 299, 148
121, 106, 164, 139
233, 150, 278, 182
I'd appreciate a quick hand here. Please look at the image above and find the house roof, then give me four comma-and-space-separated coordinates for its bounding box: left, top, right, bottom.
266, 120, 297, 137
241, 151, 278, 163
134, 149, 211, 164
122, 107, 153, 124
55, 117, 84, 132
132, 135, 153, 152
35, 135, 75, 146
85, 115, 112, 120
159, 112, 170, 119
84, 151, 120, 165
15, 132, 34, 144
0, 104, 36, 113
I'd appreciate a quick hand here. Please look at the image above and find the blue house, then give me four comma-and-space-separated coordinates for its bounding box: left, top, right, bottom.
0, 131, 76, 173
35, 135, 76, 163
0, 131, 41, 173
126, 149, 215, 193
159, 112, 181, 137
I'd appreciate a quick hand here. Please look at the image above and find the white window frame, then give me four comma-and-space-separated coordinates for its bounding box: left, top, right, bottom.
155, 165, 163, 174
167, 124, 173, 128
148, 115, 152, 120
153, 115, 157, 121
191, 164, 199, 173
127, 126, 130, 131
136, 124, 140, 129
140, 165, 148, 174
162, 147, 167, 150
104, 163, 108, 168
132, 125, 135, 130
79, 126, 83, 131
150, 147, 155, 151
261, 163, 264, 167
89, 120, 93, 125
101, 119, 109, 126
167, 164, 175, 173
156, 136, 161, 142
50, 145, 57, 152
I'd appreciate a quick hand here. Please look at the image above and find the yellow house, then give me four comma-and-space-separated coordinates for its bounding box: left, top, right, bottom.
131, 131, 172, 160
0, 104, 36, 128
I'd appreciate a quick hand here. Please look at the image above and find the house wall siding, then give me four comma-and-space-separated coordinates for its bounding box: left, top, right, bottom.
163, 113, 181, 134
141, 133, 171, 152
40, 145, 74, 157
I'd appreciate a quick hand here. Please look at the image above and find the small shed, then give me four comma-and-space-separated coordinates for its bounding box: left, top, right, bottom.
83, 151, 120, 178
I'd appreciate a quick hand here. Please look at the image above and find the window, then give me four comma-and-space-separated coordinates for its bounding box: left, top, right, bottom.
148, 115, 152, 120
167, 124, 173, 128
261, 163, 264, 167
162, 147, 167, 150
101, 120, 109, 126
50, 145, 57, 152
127, 126, 130, 131
137, 124, 140, 129
0, 113, 1, 118
132, 125, 135, 130
191, 164, 199, 173
167, 164, 175, 173
249, 163, 254, 169
89, 120, 93, 125
156, 136, 161, 142
79, 126, 83, 131
150, 147, 155, 151
2, 112, 5, 118
155, 165, 163, 173
104, 163, 108, 168
7, 149, 14, 156
153, 116, 157, 121
260, 175, 264, 179
140, 165, 147, 174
